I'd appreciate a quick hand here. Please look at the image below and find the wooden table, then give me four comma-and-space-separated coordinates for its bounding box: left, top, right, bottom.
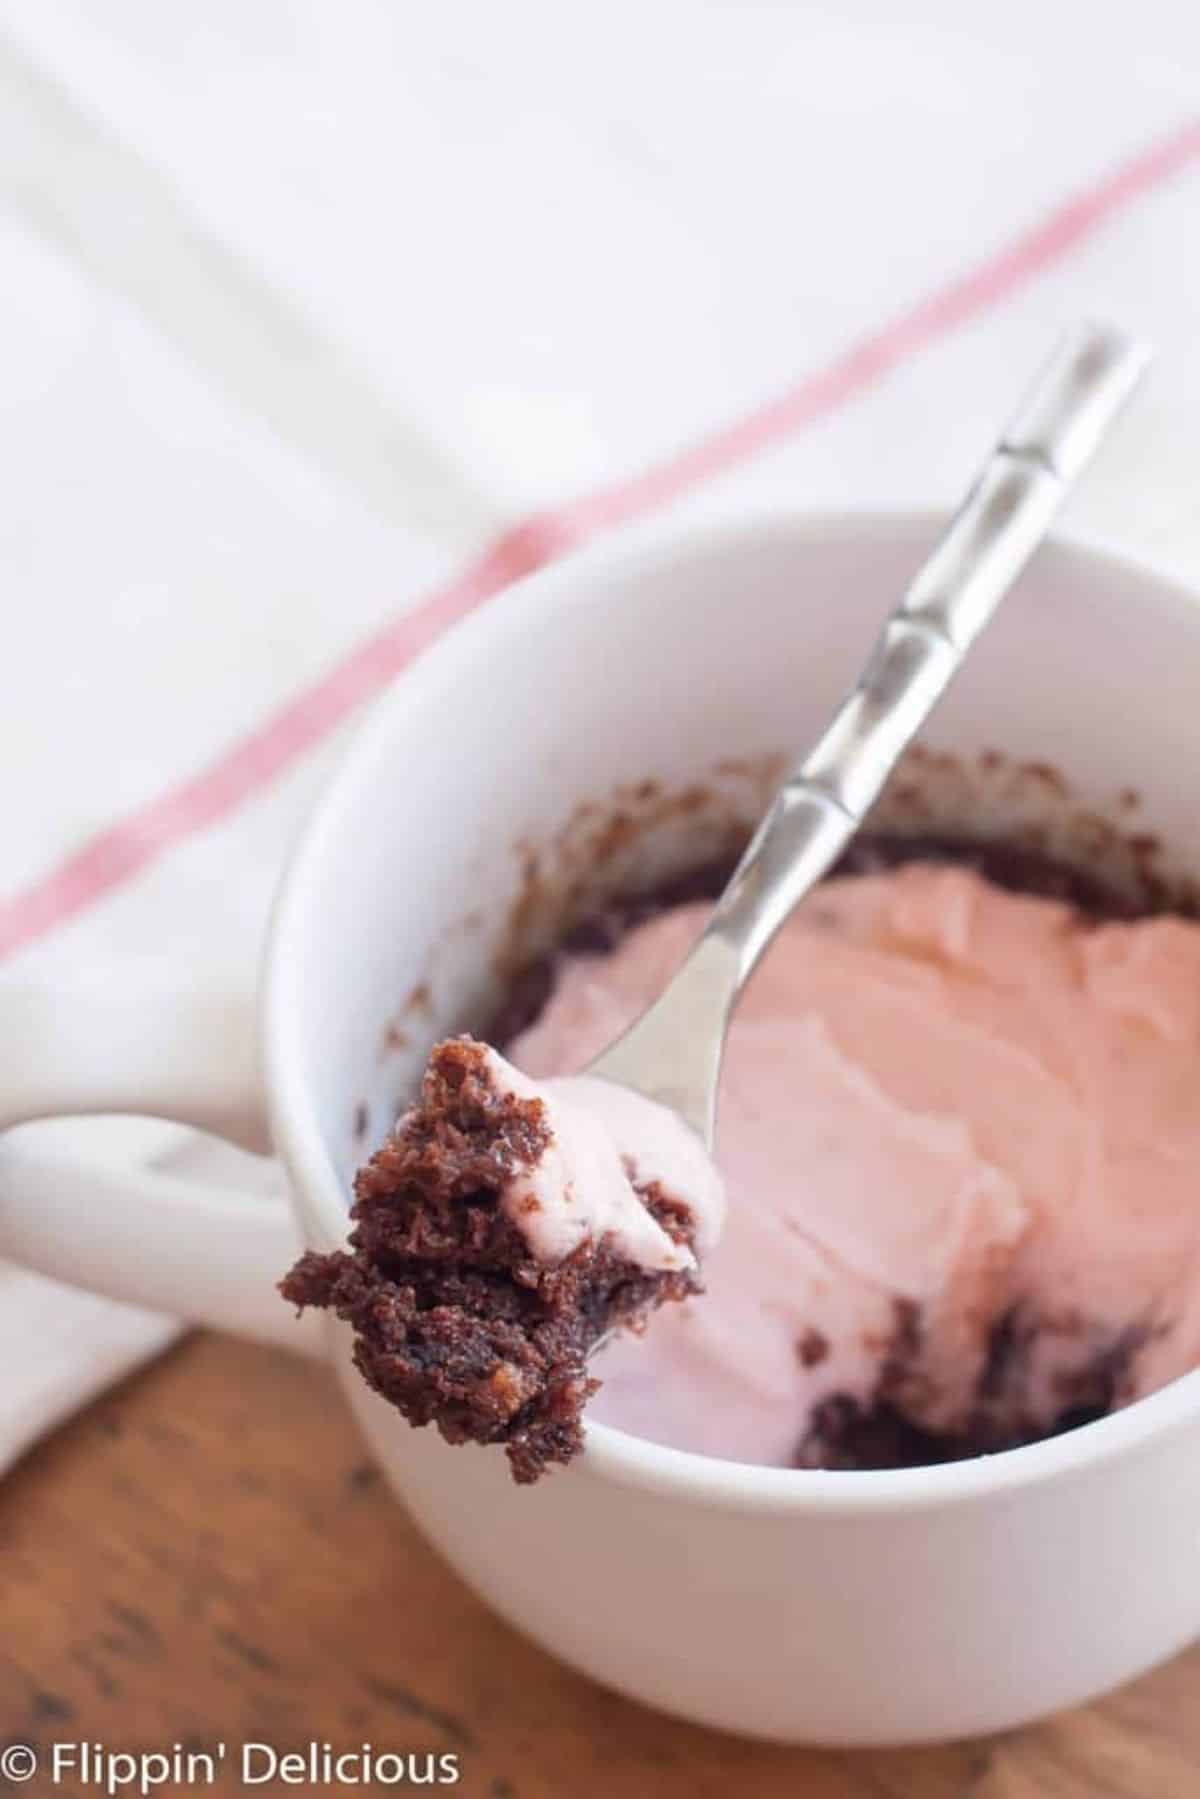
1, 1335, 1196, 1799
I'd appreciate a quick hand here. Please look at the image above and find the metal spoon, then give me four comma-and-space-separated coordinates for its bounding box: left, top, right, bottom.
586, 322, 1150, 1147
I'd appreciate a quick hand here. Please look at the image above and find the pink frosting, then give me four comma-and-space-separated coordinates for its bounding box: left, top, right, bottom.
509, 864, 1200, 1466
477, 1047, 725, 1275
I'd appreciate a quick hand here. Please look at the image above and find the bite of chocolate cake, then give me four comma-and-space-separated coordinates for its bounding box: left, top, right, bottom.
280, 1036, 723, 1482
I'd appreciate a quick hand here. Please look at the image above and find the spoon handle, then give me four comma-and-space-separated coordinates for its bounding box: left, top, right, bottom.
700, 321, 1151, 983
587, 323, 1150, 1142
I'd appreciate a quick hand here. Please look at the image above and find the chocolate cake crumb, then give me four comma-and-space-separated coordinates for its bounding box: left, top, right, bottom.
796, 1395, 957, 1472
280, 1037, 698, 1483
832, 832, 1147, 917
795, 1307, 1155, 1472
796, 1328, 830, 1369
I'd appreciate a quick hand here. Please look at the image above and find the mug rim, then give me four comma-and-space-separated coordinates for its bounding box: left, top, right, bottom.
264, 504, 1200, 1514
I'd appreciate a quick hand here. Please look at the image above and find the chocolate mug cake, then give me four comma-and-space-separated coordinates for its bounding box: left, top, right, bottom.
283, 826, 1200, 1484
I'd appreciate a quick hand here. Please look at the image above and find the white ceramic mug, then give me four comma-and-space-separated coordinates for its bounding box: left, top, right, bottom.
4, 512, 1200, 1746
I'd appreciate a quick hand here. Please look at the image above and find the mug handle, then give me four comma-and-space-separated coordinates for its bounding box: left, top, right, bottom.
0, 978, 322, 1356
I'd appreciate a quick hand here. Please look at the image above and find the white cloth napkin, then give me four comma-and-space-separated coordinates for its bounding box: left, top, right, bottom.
4, 0, 1200, 1475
